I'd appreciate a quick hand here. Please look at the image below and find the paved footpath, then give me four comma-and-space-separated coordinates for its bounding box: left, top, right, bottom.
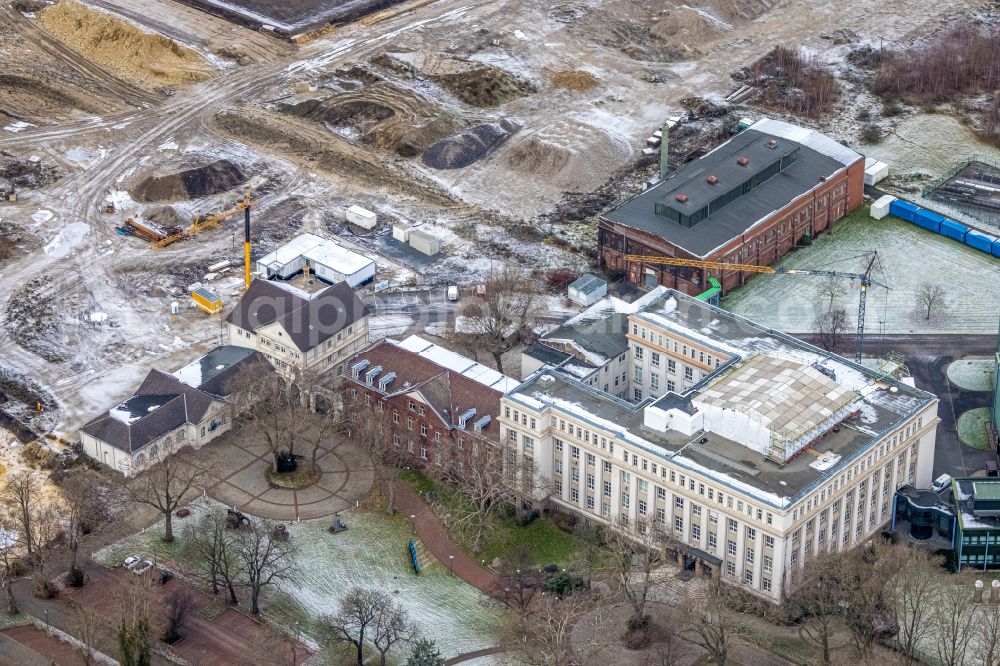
382, 478, 501, 597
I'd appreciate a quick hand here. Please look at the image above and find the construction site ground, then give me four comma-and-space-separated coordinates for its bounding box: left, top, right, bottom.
0, 0, 991, 444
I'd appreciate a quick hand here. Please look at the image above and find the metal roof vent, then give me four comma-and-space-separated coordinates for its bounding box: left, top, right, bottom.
737, 156, 749, 166
675, 194, 689, 203
766, 139, 777, 148
706, 175, 719, 185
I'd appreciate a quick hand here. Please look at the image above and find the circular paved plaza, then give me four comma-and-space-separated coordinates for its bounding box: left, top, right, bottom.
206, 430, 374, 521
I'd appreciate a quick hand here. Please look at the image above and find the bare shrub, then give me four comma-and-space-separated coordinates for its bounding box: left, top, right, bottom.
746, 46, 841, 117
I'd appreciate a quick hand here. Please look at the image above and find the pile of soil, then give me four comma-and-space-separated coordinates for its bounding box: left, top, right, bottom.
143, 205, 186, 231
39, 1, 213, 88
431, 63, 536, 107
134, 159, 248, 202
548, 70, 599, 91
1, 155, 61, 192
421, 120, 521, 170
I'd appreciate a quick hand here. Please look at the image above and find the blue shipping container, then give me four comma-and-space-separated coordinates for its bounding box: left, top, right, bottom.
889, 199, 919, 223
912, 208, 945, 233
992, 239, 1000, 258
939, 219, 969, 242
965, 230, 997, 254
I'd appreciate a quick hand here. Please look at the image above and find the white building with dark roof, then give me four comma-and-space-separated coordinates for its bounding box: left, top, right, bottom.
79, 346, 267, 476
503, 289, 939, 601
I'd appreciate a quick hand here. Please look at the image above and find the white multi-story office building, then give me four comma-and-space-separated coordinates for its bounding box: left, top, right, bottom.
506, 289, 938, 601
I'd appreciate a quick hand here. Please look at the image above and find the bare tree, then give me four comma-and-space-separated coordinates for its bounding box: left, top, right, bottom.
890, 547, 941, 664
916, 282, 945, 321
503, 590, 603, 666
814, 307, 850, 351
643, 610, 689, 666
494, 546, 542, 624
788, 550, 847, 665
442, 443, 510, 555
604, 516, 667, 629
329, 587, 390, 666
60, 470, 109, 585
344, 397, 404, 514
4, 472, 39, 556
182, 510, 241, 604
679, 579, 749, 666
932, 577, 977, 666
122, 447, 211, 542
570, 520, 605, 589
839, 543, 902, 659
235, 517, 296, 615
28, 503, 63, 598
0, 518, 21, 614
370, 596, 413, 666
70, 602, 104, 666
818, 276, 846, 313
453, 266, 539, 373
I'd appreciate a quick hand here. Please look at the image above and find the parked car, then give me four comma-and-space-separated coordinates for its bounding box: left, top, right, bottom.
931, 474, 953, 493
132, 560, 155, 576
158, 569, 174, 585
123, 555, 142, 569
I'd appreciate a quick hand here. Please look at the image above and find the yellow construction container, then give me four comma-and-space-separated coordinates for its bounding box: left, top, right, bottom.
191, 288, 223, 315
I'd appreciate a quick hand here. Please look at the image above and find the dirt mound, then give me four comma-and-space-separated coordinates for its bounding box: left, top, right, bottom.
502, 139, 571, 176
142, 205, 186, 231
650, 7, 725, 48
39, 1, 213, 88
548, 70, 599, 91
431, 63, 536, 107
134, 159, 248, 202
422, 120, 521, 170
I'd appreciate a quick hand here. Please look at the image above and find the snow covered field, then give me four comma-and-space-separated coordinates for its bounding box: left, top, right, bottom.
723, 210, 1000, 335
94, 497, 506, 661
947, 359, 995, 391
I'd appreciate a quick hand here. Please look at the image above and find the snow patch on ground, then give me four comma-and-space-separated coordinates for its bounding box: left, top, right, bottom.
31, 209, 54, 223
43, 222, 89, 258
3, 121, 35, 133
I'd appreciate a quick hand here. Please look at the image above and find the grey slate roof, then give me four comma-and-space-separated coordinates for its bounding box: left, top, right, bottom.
80, 394, 188, 454
80, 345, 268, 454
225, 279, 369, 352
569, 273, 607, 295
602, 128, 853, 258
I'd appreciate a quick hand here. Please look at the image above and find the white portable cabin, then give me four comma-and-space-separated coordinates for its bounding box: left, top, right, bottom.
392, 222, 412, 243
346, 205, 378, 230
408, 229, 441, 256
864, 158, 889, 186
869, 195, 895, 220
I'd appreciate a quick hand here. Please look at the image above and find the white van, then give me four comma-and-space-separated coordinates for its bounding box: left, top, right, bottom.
931, 474, 952, 494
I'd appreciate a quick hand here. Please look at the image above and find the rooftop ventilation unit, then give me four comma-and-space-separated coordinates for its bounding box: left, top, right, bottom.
458, 408, 477, 429
365, 365, 383, 385
675, 194, 688, 203
737, 156, 750, 166
766, 139, 778, 148
706, 175, 719, 185
350, 359, 370, 379
378, 372, 396, 391
473, 415, 491, 433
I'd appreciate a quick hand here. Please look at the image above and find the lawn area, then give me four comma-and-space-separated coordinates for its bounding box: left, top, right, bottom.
958, 407, 993, 450
94, 496, 507, 661
399, 469, 581, 569
947, 359, 995, 392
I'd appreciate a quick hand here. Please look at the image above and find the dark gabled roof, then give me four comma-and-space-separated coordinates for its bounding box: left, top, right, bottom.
602, 128, 851, 257
136, 370, 215, 424
226, 279, 369, 352
80, 394, 188, 454
523, 343, 575, 366
80, 345, 270, 455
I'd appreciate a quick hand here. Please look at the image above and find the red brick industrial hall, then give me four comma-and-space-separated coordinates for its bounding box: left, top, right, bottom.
598, 118, 865, 295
